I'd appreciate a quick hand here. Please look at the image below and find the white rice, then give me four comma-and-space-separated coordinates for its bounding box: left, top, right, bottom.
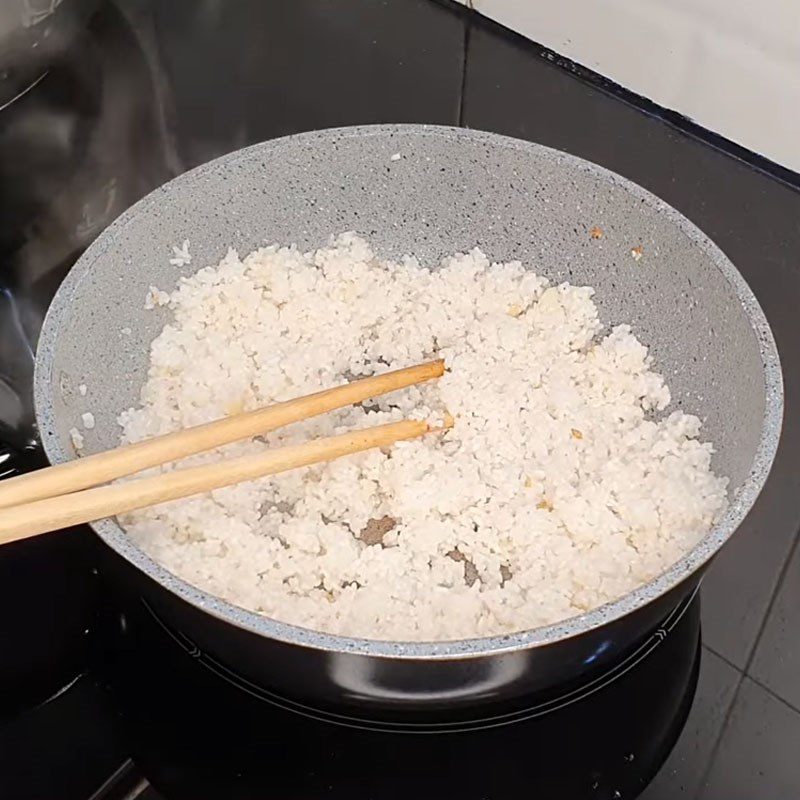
169, 239, 192, 267
118, 233, 727, 641
144, 286, 171, 310
69, 427, 85, 452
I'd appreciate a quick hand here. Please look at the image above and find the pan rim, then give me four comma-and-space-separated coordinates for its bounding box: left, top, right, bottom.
33, 123, 784, 660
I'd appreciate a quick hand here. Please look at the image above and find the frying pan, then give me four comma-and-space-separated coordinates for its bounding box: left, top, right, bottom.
33, 125, 782, 719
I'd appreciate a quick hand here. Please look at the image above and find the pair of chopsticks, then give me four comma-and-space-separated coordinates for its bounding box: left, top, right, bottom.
0, 360, 447, 546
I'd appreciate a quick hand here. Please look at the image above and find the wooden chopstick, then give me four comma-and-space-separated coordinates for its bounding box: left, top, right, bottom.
0, 360, 444, 510
0, 418, 439, 545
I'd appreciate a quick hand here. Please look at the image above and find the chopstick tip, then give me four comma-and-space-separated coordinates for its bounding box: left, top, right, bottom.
426, 411, 454, 434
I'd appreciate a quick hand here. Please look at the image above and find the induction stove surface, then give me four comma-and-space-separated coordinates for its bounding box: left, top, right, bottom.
1, 2, 799, 799
1, 583, 701, 800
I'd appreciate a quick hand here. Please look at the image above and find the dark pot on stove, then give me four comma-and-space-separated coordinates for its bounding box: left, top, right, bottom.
32, 126, 782, 718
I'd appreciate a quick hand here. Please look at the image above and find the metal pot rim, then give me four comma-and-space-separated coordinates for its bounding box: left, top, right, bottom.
34, 124, 784, 660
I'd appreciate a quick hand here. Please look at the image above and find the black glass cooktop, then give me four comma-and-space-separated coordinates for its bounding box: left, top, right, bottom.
2, 577, 701, 800
1, 2, 799, 798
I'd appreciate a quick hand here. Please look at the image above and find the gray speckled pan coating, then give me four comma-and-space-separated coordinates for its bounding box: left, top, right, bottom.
34, 124, 782, 658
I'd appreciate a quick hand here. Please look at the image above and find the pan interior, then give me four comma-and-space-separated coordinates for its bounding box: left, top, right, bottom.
34, 125, 779, 652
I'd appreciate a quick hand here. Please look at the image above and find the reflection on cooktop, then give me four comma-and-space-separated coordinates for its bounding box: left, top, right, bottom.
0, 0, 178, 720
0, 1, 179, 351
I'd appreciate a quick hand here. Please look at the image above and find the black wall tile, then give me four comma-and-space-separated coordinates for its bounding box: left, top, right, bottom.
149, 0, 466, 167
